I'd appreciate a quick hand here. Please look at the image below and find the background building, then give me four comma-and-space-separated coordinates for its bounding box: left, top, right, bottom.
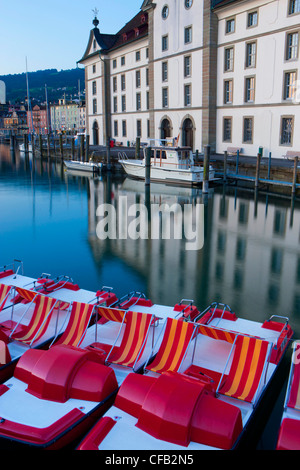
0, 81, 6, 104
50, 98, 86, 133
79, 0, 300, 158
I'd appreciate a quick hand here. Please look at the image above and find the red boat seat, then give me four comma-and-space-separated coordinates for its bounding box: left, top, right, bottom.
14, 345, 118, 403
0, 284, 12, 312
145, 318, 196, 374
54, 302, 95, 348
286, 343, 300, 410
197, 307, 237, 325
218, 335, 269, 403
173, 303, 199, 321
96, 290, 118, 307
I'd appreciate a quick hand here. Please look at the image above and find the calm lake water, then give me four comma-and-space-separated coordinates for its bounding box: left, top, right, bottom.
1, 143, 300, 341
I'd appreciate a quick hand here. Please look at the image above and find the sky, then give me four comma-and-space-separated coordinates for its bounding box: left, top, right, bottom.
0, 0, 143, 76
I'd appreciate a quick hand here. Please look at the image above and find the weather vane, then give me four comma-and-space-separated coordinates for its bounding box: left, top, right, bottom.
92, 7, 99, 18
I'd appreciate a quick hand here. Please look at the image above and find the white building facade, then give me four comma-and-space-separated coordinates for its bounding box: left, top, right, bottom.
79, 0, 300, 158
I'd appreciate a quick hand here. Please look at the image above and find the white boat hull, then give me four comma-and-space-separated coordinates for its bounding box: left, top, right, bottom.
64, 160, 102, 173
119, 159, 215, 186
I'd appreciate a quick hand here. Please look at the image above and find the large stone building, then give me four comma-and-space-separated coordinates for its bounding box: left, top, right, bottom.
79, 0, 300, 158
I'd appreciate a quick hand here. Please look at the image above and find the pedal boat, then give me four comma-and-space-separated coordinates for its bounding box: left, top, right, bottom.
0, 294, 200, 449
0, 276, 118, 384
77, 305, 293, 451
276, 340, 300, 450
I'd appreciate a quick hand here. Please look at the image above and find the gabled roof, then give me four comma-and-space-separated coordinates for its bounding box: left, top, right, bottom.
78, 10, 148, 63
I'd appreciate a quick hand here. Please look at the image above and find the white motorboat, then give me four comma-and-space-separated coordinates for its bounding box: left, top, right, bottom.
64, 160, 102, 173
119, 145, 215, 186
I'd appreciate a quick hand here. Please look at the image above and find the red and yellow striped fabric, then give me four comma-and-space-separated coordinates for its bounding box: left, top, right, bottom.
97, 306, 126, 324
287, 343, 300, 410
55, 302, 94, 348
0, 284, 11, 311
15, 287, 38, 304
219, 335, 269, 403
11, 295, 57, 345
108, 311, 153, 368
146, 318, 195, 374
197, 324, 236, 344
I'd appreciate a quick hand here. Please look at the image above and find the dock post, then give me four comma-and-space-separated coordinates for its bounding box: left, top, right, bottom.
10, 132, 15, 152
292, 157, 298, 196
39, 135, 43, 157
47, 133, 50, 157
268, 152, 272, 180
24, 134, 29, 154
255, 152, 261, 189
145, 147, 151, 186
71, 137, 75, 160
80, 134, 84, 162
236, 150, 239, 175
135, 137, 141, 160
85, 135, 90, 162
223, 150, 228, 183
202, 145, 211, 194
59, 134, 63, 159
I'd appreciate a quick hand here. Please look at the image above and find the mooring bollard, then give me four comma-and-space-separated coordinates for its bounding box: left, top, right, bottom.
255, 152, 261, 189
292, 156, 298, 196
202, 145, 211, 194
135, 137, 141, 160
145, 146, 151, 186
223, 150, 228, 183
85, 135, 90, 162
59, 135, 63, 159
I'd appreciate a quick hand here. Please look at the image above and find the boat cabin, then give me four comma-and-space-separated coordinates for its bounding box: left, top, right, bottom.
144, 146, 195, 169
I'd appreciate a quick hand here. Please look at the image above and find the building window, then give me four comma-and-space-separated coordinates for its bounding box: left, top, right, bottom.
223, 117, 232, 142
146, 68, 149, 87
122, 120, 127, 137
184, 26, 192, 44
136, 93, 141, 111
286, 32, 299, 60
162, 5, 169, 19
121, 75, 126, 91
146, 91, 150, 110
146, 48, 149, 59
162, 35, 168, 51
284, 71, 297, 100
226, 18, 235, 34
162, 88, 169, 108
114, 120, 118, 137
280, 117, 294, 145
243, 117, 254, 143
224, 47, 234, 72
136, 50, 141, 62
113, 77, 117, 93
246, 42, 256, 68
113, 59, 117, 69
184, 84, 191, 107
93, 99, 97, 114
184, 56, 191, 77
92, 81, 97, 95
245, 77, 255, 103
185, 0, 193, 9
93, 64, 96, 73
122, 95, 126, 112
137, 120, 142, 137
289, 0, 300, 15
224, 79, 233, 104
121, 56, 125, 66
113, 96, 118, 113
162, 62, 168, 82
147, 119, 150, 138
136, 70, 141, 88
247, 11, 258, 28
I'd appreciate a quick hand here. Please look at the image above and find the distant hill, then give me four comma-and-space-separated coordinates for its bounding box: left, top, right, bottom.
0, 68, 85, 104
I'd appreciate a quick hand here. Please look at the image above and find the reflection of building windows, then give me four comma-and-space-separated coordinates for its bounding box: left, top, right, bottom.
215, 261, 224, 281
233, 268, 244, 290
268, 284, 280, 305
270, 248, 283, 275
273, 210, 286, 236
238, 202, 249, 225
217, 231, 227, 253
236, 238, 246, 261
219, 198, 229, 219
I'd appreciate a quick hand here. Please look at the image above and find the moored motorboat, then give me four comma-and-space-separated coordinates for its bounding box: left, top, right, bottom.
119, 145, 215, 186
64, 160, 102, 173
77, 306, 293, 451
276, 341, 300, 450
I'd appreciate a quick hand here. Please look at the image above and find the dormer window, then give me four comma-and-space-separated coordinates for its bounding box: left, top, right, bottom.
122, 33, 127, 42
134, 28, 140, 37
141, 13, 146, 23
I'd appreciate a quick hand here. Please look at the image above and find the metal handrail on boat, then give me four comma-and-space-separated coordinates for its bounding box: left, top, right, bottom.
194, 302, 233, 325
175, 299, 195, 319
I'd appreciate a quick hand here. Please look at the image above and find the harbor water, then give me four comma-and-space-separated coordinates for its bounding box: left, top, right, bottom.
1, 144, 300, 449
